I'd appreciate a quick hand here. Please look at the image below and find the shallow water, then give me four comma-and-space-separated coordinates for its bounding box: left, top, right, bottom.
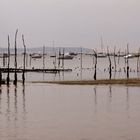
2, 54, 140, 82
0, 83, 140, 140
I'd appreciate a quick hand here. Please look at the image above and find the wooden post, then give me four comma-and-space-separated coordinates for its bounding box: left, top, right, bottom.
13, 29, 18, 85
62, 48, 65, 69
7, 35, 10, 85
137, 48, 140, 72
126, 44, 129, 79
43, 46, 45, 69
62, 48, 65, 80
117, 49, 120, 65
58, 48, 61, 69
3, 53, 5, 67
107, 47, 112, 80
26, 53, 28, 67
29, 54, 32, 67
93, 49, 97, 80
113, 47, 117, 71
80, 47, 83, 80
22, 34, 26, 85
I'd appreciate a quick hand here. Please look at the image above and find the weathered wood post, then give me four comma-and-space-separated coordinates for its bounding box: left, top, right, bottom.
93, 49, 97, 80
3, 53, 5, 67
107, 47, 112, 80
62, 48, 65, 69
43, 46, 45, 69
62, 48, 65, 80
126, 44, 129, 79
22, 34, 26, 85
117, 50, 120, 64
113, 47, 117, 71
80, 47, 83, 80
58, 48, 61, 69
7, 35, 10, 85
29, 54, 32, 67
13, 29, 18, 85
137, 48, 140, 72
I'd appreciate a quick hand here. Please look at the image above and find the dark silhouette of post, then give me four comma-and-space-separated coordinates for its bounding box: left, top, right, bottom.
113, 47, 117, 72
7, 35, 10, 85
62, 48, 65, 69
126, 44, 129, 79
58, 48, 61, 69
43, 46, 45, 69
80, 47, 83, 80
13, 29, 18, 85
93, 49, 97, 80
22, 34, 26, 85
107, 47, 112, 80
137, 48, 140, 72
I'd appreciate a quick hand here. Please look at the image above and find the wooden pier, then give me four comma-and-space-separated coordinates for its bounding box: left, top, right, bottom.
0, 68, 72, 73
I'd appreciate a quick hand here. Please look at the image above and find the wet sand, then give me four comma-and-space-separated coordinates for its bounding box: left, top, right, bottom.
33, 78, 140, 86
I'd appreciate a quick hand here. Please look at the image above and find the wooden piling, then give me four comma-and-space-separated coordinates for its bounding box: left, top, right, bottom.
126, 44, 129, 79
107, 47, 112, 80
7, 35, 10, 85
13, 29, 18, 85
22, 34, 26, 85
93, 49, 97, 80
137, 48, 140, 72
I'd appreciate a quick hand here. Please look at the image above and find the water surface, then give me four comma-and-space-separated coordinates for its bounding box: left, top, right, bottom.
0, 83, 140, 140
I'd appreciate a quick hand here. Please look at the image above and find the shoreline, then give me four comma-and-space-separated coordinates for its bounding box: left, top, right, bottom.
32, 78, 140, 86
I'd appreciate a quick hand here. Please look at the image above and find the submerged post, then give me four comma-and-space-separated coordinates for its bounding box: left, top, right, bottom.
126, 43, 129, 79
113, 47, 117, 72
13, 29, 18, 85
22, 34, 26, 85
137, 48, 140, 72
7, 35, 10, 85
93, 49, 97, 80
58, 48, 61, 69
43, 46, 45, 69
107, 47, 112, 80
80, 47, 83, 80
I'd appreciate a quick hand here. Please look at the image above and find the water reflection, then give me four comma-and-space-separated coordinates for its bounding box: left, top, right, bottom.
93, 86, 97, 113
14, 85, 18, 121
106, 85, 112, 112
92, 85, 132, 115
6, 86, 10, 121
0, 84, 27, 123
126, 86, 130, 112
22, 85, 27, 120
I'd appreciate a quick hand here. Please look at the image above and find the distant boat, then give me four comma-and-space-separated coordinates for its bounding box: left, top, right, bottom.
97, 52, 107, 58
50, 54, 56, 57
31, 53, 42, 59
68, 52, 77, 56
124, 54, 136, 59
58, 53, 74, 59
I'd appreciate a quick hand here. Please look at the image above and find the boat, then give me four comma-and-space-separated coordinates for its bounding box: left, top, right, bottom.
58, 53, 74, 59
97, 52, 107, 58
124, 54, 136, 59
31, 53, 42, 59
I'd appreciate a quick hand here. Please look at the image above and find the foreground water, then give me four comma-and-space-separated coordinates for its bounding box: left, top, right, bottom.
0, 83, 140, 140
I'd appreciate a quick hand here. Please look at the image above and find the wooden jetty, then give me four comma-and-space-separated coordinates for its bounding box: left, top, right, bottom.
0, 68, 72, 73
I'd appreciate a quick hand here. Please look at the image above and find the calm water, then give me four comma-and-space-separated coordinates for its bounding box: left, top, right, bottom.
2, 54, 140, 81
0, 83, 140, 140
1, 54, 140, 140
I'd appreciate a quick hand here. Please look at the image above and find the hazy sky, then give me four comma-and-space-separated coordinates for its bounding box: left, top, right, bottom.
0, 0, 140, 51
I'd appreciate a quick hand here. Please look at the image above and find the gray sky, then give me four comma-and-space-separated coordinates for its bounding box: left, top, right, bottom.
0, 0, 140, 51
